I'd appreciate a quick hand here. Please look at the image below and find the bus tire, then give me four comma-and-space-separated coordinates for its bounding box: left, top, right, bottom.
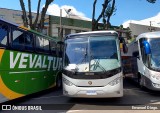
56, 74, 62, 89
138, 74, 143, 88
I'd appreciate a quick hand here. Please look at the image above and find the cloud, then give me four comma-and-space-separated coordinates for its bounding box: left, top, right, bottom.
122, 12, 160, 28
47, 4, 91, 21
139, 12, 160, 26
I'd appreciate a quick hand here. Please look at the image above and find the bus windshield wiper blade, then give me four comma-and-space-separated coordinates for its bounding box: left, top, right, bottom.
90, 55, 107, 73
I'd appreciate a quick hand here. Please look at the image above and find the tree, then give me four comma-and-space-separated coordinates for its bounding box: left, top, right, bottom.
146, 0, 156, 3
104, 0, 116, 29
19, 0, 54, 31
92, 0, 116, 31
20, 0, 28, 27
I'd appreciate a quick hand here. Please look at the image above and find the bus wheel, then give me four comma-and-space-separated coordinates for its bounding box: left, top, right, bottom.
56, 75, 62, 88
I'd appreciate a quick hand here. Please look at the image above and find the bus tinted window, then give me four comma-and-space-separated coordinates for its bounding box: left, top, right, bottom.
43, 38, 49, 52
50, 41, 56, 55
12, 29, 25, 50
36, 36, 44, 52
36, 36, 49, 53
24, 33, 34, 51
0, 23, 8, 46
12, 28, 34, 51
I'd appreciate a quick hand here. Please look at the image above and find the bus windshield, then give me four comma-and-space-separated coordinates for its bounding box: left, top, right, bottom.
64, 35, 121, 72
149, 38, 160, 70
90, 36, 120, 72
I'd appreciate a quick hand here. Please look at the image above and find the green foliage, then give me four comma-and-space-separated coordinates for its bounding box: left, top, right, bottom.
105, 3, 116, 17
92, 0, 116, 31
127, 37, 134, 44
146, 0, 156, 3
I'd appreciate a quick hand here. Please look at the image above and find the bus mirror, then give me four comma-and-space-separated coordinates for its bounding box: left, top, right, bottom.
123, 43, 128, 54
143, 41, 151, 54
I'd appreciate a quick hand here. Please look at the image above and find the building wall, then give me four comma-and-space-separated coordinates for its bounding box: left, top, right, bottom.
0, 8, 91, 39
50, 23, 91, 38
129, 23, 160, 38
0, 8, 49, 36
49, 16, 92, 38
0, 8, 48, 26
0, 8, 23, 25
0, 8, 130, 41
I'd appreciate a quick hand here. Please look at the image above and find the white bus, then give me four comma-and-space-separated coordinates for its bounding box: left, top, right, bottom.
62, 31, 127, 98
122, 31, 160, 91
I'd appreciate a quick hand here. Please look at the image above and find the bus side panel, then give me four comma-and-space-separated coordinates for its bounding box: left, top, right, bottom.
122, 57, 138, 77
122, 40, 139, 78
0, 49, 60, 102
122, 56, 133, 76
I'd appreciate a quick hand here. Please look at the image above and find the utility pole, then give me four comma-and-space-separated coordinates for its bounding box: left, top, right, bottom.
149, 21, 152, 32
59, 8, 62, 41
149, 21, 156, 32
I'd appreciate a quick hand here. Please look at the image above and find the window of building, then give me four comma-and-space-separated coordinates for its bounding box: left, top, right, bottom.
75, 30, 81, 33
65, 28, 71, 36
82, 30, 87, 32
0, 23, 8, 46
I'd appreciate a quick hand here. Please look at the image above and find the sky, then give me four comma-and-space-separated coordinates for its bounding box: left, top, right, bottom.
0, 0, 160, 26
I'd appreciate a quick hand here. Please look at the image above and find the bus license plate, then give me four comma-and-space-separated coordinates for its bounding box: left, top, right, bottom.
86, 90, 97, 95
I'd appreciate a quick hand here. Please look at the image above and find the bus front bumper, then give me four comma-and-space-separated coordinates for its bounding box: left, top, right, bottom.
63, 82, 123, 98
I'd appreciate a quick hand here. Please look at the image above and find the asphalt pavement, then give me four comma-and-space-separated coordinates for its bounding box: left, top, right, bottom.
1, 78, 160, 113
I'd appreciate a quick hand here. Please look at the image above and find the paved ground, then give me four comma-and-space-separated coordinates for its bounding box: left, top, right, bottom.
1, 78, 160, 113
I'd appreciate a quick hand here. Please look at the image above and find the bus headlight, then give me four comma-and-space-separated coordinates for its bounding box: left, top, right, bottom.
62, 77, 73, 86
152, 83, 160, 88
151, 74, 160, 80
108, 77, 121, 86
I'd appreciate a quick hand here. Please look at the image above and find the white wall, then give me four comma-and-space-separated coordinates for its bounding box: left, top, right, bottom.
129, 23, 160, 37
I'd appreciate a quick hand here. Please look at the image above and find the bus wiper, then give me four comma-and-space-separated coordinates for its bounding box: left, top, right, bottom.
90, 55, 107, 73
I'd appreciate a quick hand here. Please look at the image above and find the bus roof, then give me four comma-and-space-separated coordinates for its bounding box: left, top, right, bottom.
0, 18, 18, 26
0, 18, 60, 42
136, 31, 160, 41
65, 30, 118, 39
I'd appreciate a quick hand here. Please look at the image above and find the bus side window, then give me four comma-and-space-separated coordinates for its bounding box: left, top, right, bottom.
56, 43, 62, 57
0, 23, 8, 47
50, 41, 56, 55
35, 36, 49, 53
24, 33, 34, 51
35, 36, 44, 52
43, 38, 49, 53
12, 28, 25, 50
59, 42, 64, 57
56, 41, 64, 57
